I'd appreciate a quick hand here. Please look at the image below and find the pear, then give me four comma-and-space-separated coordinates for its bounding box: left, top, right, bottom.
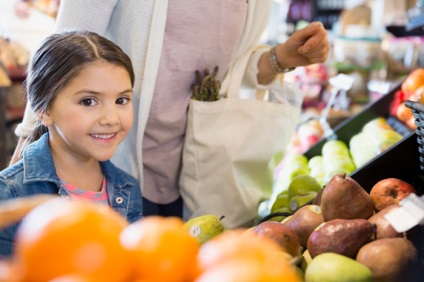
283, 205, 324, 249
321, 173, 374, 221
312, 187, 324, 206
300, 249, 312, 272
289, 192, 317, 212
270, 190, 290, 216
251, 221, 302, 257
184, 215, 224, 244
307, 218, 375, 258
287, 175, 322, 201
368, 205, 404, 239
305, 253, 373, 282
356, 238, 420, 282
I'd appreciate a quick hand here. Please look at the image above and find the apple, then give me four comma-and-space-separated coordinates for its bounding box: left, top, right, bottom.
370, 178, 417, 212
297, 119, 323, 151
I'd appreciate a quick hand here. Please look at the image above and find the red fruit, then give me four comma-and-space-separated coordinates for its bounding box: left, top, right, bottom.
396, 102, 414, 122
251, 221, 301, 257
389, 90, 405, 116
401, 68, 424, 95
370, 178, 417, 212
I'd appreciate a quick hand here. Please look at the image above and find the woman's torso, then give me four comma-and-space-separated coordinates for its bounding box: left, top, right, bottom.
142, 0, 249, 204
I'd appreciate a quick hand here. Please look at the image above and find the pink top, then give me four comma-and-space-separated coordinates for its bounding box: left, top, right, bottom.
62, 178, 109, 205
142, 0, 249, 204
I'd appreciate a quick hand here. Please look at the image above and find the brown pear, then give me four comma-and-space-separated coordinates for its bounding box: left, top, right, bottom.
251, 221, 302, 257
307, 218, 375, 259
312, 188, 324, 206
321, 173, 374, 221
356, 238, 419, 282
368, 204, 404, 240
283, 205, 324, 249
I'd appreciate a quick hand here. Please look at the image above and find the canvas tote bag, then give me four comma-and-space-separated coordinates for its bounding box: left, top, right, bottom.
179, 74, 303, 229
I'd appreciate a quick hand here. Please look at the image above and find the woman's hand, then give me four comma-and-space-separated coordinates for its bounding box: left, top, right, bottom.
257, 22, 329, 85
277, 21, 329, 69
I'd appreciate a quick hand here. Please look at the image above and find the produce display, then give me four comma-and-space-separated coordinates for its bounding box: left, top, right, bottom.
390, 68, 424, 129
0, 198, 301, 282
349, 118, 403, 168
255, 173, 421, 282
2, 68, 424, 282
270, 67, 424, 216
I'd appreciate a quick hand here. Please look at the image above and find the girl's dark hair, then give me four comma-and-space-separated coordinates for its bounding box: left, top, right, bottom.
23, 30, 135, 152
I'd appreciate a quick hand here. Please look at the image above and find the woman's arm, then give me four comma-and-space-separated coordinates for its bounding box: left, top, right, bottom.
54, 0, 118, 34
257, 22, 329, 85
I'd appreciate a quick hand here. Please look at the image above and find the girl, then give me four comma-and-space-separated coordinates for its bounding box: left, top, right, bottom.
0, 30, 143, 257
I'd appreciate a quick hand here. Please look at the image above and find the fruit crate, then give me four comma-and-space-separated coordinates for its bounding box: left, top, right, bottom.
304, 80, 412, 160
406, 99, 424, 171
349, 132, 424, 281
349, 132, 424, 194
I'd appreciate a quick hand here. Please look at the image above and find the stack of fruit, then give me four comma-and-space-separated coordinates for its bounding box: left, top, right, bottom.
391, 68, 424, 129
250, 173, 421, 281
273, 115, 403, 196
0, 198, 301, 282
349, 117, 403, 168
267, 175, 322, 222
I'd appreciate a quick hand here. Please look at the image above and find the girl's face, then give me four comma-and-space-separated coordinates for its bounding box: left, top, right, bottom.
40, 60, 133, 163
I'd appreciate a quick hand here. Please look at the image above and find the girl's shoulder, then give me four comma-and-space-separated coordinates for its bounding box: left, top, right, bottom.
0, 161, 24, 201
0, 160, 24, 181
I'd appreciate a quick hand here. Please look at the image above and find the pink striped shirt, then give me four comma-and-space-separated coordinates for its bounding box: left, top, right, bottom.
62, 178, 109, 205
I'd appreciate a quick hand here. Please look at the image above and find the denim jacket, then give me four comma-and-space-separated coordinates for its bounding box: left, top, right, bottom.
0, 133, 143, 257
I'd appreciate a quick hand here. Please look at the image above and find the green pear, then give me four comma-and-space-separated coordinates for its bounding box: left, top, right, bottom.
300, 249, 312, 272
271, 190, 289, 213
184, 214, 224, 244
289, 192, 317, 213
305, 253, 373, 282
287, 175, 322, 200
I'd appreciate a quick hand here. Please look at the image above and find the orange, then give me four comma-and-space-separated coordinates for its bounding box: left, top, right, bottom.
195, 256, 301, 282
13, 198, 131, 282
120, 216, 201, 282
196, 230, 300, 282
197, 229, 285, 270
48, 273, 97, 282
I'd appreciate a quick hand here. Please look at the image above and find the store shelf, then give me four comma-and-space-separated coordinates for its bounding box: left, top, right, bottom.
304, 81, 412, 159
0, 0, 55, 56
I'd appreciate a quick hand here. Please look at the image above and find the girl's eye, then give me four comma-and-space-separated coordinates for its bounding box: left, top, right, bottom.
80, 98, 98, 107
116, 97, 130, 105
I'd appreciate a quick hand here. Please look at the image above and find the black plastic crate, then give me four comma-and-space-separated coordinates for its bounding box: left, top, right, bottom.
406, 100, 424, 171
349, 132, 423, 194
350, 131, 424, 282
304, 81, 412, 165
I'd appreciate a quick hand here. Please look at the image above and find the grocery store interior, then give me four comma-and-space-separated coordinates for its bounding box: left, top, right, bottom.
1, 0, 422, 170
2, 0, 424, 280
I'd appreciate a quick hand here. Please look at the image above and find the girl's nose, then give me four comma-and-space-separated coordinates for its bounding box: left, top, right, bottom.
99, 106, 119, 126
